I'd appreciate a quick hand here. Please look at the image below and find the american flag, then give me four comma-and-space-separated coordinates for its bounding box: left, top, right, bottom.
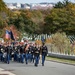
5, 30, 10, 40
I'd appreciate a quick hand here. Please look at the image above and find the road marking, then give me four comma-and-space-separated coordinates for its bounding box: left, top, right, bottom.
0, 68, 15, 75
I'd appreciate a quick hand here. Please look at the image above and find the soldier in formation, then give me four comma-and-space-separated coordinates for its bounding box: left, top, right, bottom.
0, 41, 48, 67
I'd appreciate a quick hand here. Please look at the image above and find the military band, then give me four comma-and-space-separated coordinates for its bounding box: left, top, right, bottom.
0, 41, 48, 67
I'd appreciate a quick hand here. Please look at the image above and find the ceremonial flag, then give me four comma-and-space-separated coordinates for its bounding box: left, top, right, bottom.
5, 30, 10, 40
9, 30, 15, 40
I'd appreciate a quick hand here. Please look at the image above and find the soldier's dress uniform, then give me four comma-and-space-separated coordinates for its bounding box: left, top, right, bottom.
34, 46, 40, 67
17, 45, 21, 62
24, 44, 29, 64
20, 45, 24, 63
41, 44, 48, 66
0, 45, 4, 61
28, 45, 34, 62
5, 46, 11, 64
31, 46, 35, 63
14, 46, 18, 62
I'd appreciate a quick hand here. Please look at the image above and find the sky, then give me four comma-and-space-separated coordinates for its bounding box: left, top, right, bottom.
3, 0, 75, 3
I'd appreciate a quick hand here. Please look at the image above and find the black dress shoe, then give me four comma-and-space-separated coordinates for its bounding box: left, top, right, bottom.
42, 64, 44, 66
35, 64, 38, 67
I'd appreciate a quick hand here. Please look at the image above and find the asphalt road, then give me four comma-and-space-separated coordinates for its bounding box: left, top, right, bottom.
0, 61, 75, 75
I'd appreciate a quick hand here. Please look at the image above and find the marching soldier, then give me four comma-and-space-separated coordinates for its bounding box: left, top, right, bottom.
24, 43, 30, 64
20, 44, 24, 63
34, 43, 40, 67
30, 43, 35, 63
4, 44, 11, 64
0, 44, 4, 62
40, 43, 48, 66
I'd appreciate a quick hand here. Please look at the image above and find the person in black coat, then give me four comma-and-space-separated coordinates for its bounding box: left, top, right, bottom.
34, 44, 40, 67
40, 43, 48, 66
4, 45, 10, 64
20, 45, 24, 63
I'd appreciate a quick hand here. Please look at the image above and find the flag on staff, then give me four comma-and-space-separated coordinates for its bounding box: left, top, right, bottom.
9, 30, 15, 40
5, 30, 10, 40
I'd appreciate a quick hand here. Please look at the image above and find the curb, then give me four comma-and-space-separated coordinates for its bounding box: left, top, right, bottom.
46, 59, 75, 66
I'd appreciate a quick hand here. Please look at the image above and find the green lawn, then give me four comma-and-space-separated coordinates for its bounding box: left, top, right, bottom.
46, 56, 75, 65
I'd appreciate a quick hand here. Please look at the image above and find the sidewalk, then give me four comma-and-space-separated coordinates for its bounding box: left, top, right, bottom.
0, 68, 15, 75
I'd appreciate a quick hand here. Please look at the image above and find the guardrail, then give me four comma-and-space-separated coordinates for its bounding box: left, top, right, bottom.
48, 52, 75, 60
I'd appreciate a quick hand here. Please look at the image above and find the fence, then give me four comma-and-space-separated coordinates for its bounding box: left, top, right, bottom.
22, 34, 75, 55
23, 34, 75, 43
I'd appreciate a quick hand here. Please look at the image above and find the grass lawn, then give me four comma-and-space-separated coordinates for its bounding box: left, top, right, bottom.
46, 56, 75, 65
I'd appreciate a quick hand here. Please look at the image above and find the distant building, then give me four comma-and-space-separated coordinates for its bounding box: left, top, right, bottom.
21, 4, 30, 9
30, 3, 54, 10
5, 2, 54, 10
6, 3, 16, 9
16, 3, 21, 9
21, 4, 25, 8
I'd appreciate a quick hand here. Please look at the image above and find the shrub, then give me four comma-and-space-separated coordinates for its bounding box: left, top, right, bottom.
51, 32, 71, 54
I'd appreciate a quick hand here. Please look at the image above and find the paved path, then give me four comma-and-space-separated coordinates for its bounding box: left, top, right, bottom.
0, 67, 15, 75
0, 61, 75, 75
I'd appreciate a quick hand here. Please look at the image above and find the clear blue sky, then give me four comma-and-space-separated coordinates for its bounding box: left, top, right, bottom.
3, 0, 75, 3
